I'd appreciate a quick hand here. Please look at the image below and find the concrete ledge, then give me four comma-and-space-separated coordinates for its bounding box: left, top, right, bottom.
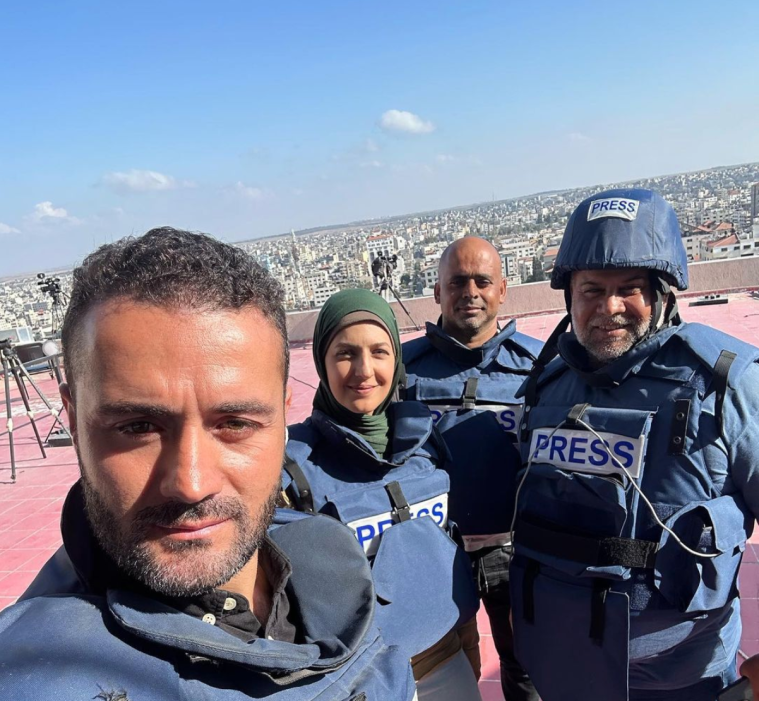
286, 256, 759, 342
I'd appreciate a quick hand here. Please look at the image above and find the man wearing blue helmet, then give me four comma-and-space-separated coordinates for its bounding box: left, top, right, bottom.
510, 189, 759, 701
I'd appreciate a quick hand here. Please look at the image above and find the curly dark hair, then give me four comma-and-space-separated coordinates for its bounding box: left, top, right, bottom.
61, 227, 289, 392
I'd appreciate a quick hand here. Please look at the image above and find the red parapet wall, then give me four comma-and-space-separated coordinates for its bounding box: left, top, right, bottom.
287, 256, 759, 342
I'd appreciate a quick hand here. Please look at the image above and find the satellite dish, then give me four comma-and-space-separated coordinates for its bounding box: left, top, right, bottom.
42, 339, 59, 357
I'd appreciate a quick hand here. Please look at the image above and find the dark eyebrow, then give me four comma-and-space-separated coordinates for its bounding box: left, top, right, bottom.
99, 402, 174, 419
333, 341, 391, 351
580, 274, 647, 287
450, 274, 492, 282
213, 401, 277, 417
98, 400, 276, 419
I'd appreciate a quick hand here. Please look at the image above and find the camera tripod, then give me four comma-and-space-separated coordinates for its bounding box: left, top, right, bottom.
37, 273, 69, 335
50, 296, 68, 335
378, 276, 420, 331
1, 340, 71, 483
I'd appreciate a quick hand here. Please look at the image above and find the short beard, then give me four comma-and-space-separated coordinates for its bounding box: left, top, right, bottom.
81, 469, 278, 598
446, 309, 497, 343
573, 312, 650, 367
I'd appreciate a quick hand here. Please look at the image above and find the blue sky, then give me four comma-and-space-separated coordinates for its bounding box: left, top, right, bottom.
1, 0, 758, 275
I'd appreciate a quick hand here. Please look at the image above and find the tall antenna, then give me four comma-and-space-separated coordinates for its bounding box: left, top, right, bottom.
290, 229, 301, 274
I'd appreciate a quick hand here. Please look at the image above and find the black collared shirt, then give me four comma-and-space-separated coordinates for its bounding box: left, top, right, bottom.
158, 535, 300, 644
59, 483, 301, 645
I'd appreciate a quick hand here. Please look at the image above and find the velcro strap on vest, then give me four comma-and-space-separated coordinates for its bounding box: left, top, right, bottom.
385, 481, 411, 522
517, 519, 658, 569
462, 377, 478, 410
283, 456, 315, 514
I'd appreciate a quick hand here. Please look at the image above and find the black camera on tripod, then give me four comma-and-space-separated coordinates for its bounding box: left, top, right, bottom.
36, 273, 69, 335
371, 254, 398, 283
37, 273, 63, 304
368, 253, 420, 331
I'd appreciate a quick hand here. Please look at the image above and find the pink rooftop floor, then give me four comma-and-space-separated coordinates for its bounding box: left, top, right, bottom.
2, 293, 759, 701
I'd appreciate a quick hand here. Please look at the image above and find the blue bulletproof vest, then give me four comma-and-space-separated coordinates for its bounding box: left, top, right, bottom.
511, 322, 759, 701
283, 400, 479, 658
403, 320, 542, 537
1, 504, 416, 701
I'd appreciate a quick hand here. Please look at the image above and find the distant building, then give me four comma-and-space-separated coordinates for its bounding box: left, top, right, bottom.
703, 229, 759, 261
365, 233, 395, 262
312, 283, 339, 308
518, 257, 534, 282
421, 266, 438, 290
500, 241, 536, 260
0, 326, 34, 344
752, 182, 759, 222
681, 231, 712, 262
502, 253, 519, 283
542, 246, 560, 268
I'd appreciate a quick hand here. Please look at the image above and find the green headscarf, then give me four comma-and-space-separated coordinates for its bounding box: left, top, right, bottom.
312, 288, 402, 457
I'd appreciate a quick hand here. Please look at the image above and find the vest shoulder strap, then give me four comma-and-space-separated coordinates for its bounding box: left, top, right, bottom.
523, 314, 572, 410
282, 455, 316, 514
673, 323, 759, 389
462, 377, 478, 409
385, 481, 411, 522
711, 349, 737, 437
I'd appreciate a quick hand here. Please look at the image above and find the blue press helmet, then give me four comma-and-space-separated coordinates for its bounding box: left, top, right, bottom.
551, 188, 689, 291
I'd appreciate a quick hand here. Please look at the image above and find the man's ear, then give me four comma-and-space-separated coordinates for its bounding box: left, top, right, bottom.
498, 277, 507, 304
59, 382, 78, 445
284, 383, 293, 415
434, 281, 441, 304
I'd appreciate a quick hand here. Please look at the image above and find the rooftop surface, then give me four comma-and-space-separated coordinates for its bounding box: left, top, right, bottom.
2, 292, 759, 700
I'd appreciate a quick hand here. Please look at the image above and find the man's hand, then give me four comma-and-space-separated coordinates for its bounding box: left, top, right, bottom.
740, 654, 759, 700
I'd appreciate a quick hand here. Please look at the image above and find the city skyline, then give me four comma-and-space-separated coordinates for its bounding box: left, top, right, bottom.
2, 1, 759, 275
4, 161, 758, 336
1, 158, 757, 279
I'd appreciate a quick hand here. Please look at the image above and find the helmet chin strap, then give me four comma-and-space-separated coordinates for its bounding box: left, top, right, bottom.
637, 273, 681, 346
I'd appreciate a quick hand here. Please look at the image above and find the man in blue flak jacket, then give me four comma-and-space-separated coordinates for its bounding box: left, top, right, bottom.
403, 236, 542, 701
0, 228, 417, 701
511, 188, 759, 701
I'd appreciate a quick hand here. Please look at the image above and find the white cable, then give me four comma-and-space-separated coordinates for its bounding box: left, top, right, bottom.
511, 417, 718, 560
509, 421, 567, 536
572, 417, 718, 560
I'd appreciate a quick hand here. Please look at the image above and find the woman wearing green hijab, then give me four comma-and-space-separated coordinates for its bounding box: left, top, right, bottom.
284, 289, 482, 700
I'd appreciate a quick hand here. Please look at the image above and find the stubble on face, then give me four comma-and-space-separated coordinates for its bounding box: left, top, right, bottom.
572, 310, 650, 367
81, 465, 278, 598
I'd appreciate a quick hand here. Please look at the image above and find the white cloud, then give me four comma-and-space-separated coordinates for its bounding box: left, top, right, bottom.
364, 138, 381, 153
360, 160, 384, 169
569, 132, 592, 143
436, 154, 456, 164
27, 201, 80, 225
0, 222, 20, 234
228, 182, 273, 201
379, 109, 436, 135
101, 169, 193, 194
